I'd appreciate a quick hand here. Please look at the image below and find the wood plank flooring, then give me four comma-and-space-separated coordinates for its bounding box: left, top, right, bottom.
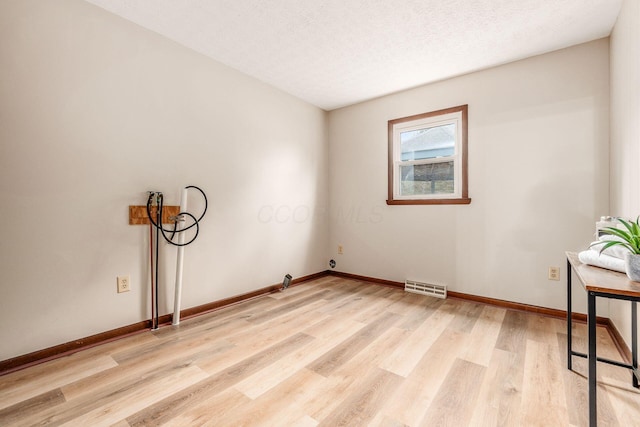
2, 276, 640, 426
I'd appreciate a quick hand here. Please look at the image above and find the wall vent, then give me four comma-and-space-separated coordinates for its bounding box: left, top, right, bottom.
404, 280, 447, 299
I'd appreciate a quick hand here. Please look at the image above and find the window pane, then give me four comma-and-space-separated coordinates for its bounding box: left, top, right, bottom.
400, 123, 455, 161
400, 161, 454, 195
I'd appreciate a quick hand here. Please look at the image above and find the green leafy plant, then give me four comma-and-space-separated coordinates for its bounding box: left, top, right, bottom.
595, 217, 640, 255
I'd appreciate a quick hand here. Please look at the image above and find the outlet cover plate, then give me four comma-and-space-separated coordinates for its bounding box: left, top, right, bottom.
548, 267, 560, 281
117, 275, 131, 293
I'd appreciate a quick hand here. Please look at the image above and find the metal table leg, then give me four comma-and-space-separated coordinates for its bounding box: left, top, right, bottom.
588, 291, 597, 427
567, 258, 573, 370
633, 301, 638, 388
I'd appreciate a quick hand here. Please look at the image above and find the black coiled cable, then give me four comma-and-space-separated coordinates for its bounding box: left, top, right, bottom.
146, 185, 207, 247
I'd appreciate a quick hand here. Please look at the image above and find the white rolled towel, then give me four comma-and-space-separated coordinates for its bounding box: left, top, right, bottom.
589, 237, 630, 260
578, 250, 626, 273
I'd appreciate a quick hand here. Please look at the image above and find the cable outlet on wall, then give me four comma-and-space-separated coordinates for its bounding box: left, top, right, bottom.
548, 267, 560, 281
117, 275, 131, 293
338, 245, 343, 255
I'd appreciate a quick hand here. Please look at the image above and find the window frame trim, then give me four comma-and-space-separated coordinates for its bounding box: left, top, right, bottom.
392, 113, 461, 200
387, 104, 471, 205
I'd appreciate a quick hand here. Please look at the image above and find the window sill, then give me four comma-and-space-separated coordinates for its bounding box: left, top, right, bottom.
386, 198, 472, 205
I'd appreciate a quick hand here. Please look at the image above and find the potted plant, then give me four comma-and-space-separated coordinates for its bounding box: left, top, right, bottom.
597, 217, 640, 281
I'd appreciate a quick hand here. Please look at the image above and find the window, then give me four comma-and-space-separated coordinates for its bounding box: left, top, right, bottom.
387, 104, 470, 205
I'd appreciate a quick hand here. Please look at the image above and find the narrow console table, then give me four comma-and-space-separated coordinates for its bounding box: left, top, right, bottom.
566, 252, 640, 427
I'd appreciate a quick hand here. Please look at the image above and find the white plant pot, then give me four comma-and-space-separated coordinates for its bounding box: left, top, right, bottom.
624, 253, 640, 282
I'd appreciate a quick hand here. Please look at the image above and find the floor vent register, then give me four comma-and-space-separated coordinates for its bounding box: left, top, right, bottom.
404, 280, 447, 299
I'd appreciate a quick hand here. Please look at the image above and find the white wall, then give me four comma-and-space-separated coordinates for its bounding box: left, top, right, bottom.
328, 40, 610, 312
0, 0, 328, 361
609, 0, 640, 351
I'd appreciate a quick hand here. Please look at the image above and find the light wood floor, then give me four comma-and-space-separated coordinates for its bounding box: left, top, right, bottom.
2, 276, 640, 426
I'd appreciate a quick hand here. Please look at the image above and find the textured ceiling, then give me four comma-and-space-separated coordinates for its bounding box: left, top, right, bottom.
84, 0, 622, 110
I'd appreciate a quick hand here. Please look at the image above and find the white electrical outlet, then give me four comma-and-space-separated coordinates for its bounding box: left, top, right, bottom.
548, 267, 560, 281
117, 275, 131, 293
338, 245, 343, 255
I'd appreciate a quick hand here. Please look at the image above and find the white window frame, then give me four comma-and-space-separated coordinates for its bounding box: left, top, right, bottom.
387, 105, 470, 205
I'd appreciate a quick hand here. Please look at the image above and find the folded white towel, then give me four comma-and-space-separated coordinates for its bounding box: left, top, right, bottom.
589, 239, 630, 260
599, 234, 626, 243
578, 250, 626, 273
